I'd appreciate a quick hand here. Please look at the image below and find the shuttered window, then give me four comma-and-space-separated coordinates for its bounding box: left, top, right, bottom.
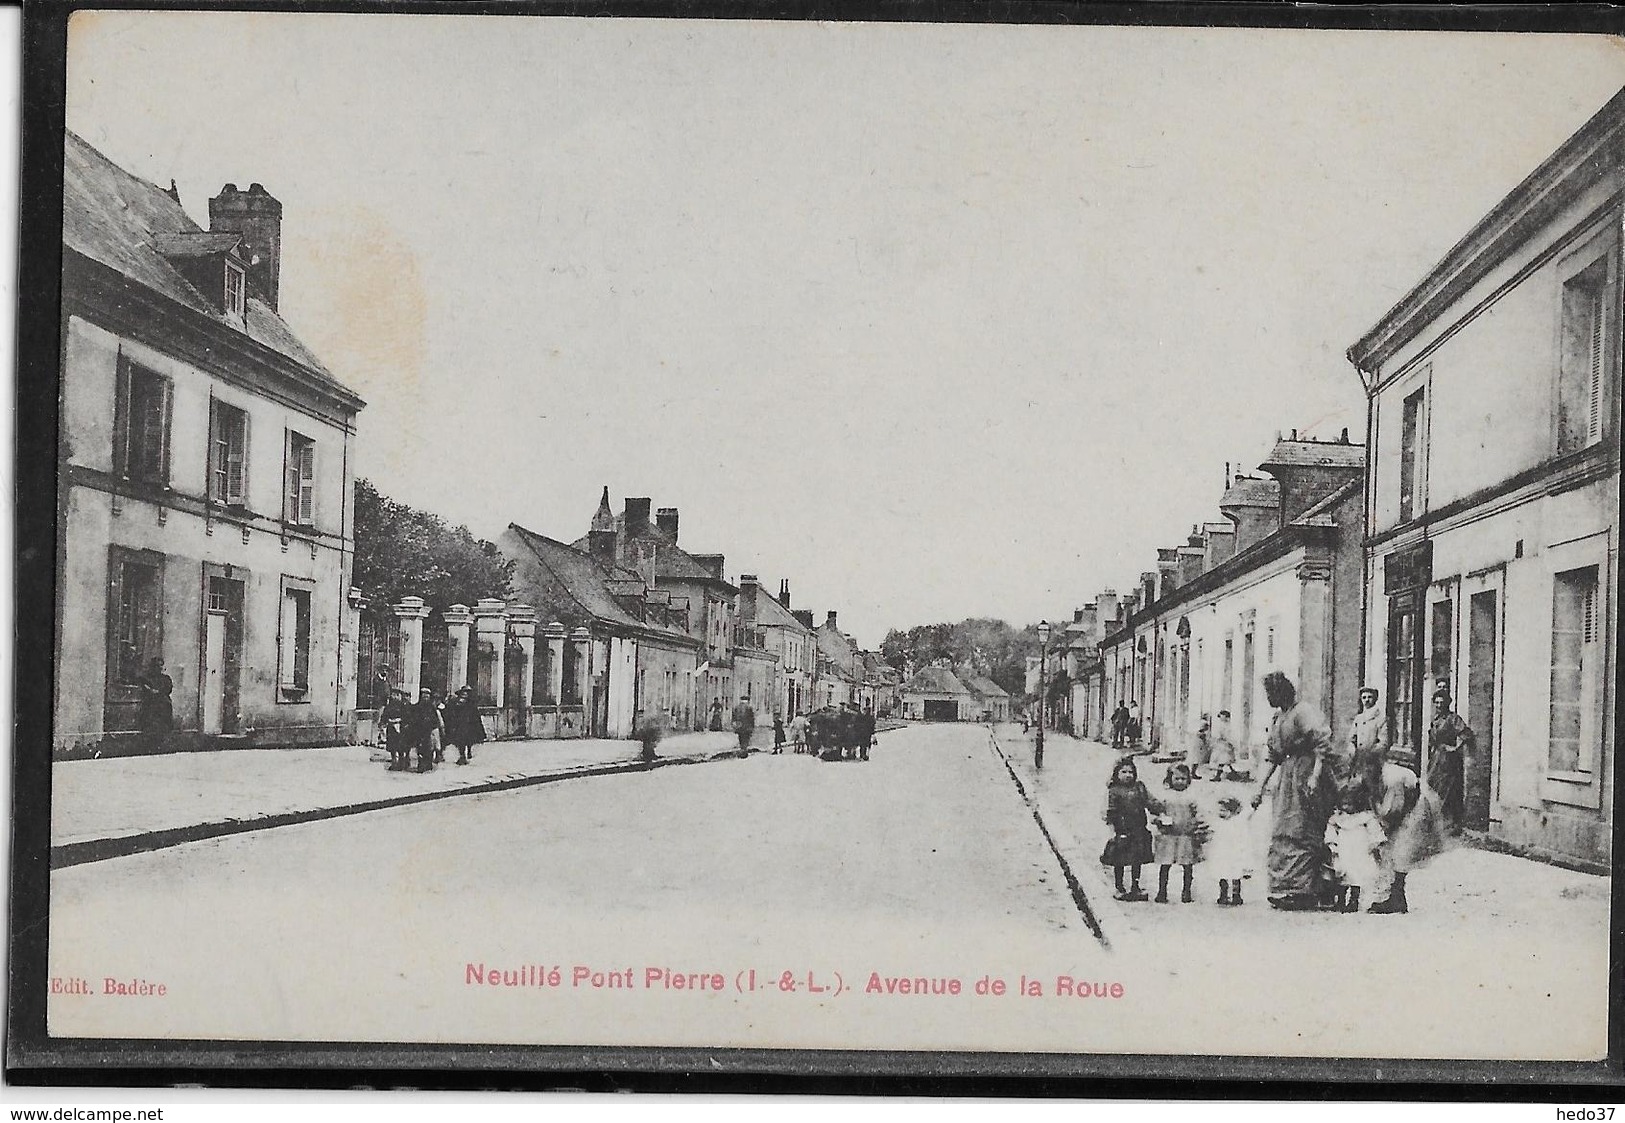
278, 582, 313, 693
209, 400, 250, 506
1549, 566, 1601, 775
1558, 255, 1613, 455
283, 431, 316, 525
113, 356, 172, 483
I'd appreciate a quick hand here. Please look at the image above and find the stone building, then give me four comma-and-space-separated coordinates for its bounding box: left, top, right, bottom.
54, 131, 365, 755
570, 491, 742, 729
900, 666, 978, 721
499, 523, 701, 738
1346, 89, 1623, 867
737, 576, 815, 719
1094, 435, 1365, 764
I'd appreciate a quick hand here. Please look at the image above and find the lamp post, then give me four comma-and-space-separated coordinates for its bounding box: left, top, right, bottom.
1035, 620, 1052, 770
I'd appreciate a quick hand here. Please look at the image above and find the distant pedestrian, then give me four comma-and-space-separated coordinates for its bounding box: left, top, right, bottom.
423, 689, 447, 764
1347, 687, 1389, 785
1127, 701, 1143, 750
772, 714, 786, 755
708, 697, 724, 732
1428, 685, 1473, 834
1110, 702, 1130, 749
1209, 710, 1236, 779
380, 689, 412, 772
443, 685, 485, 766
730, 695, 756, 753
789, 712, 810, 754
1190, 713, 1213, 778
137, 658, 173, 743
1101, 756, 1155, 902
1151, 764, 1206, 904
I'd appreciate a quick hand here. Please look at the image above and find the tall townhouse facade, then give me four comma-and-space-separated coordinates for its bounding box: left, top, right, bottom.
738, 577, 815, 719
1096, 437, 1365, 765
1347, 90, 1623, 866
55, 132, 364, 755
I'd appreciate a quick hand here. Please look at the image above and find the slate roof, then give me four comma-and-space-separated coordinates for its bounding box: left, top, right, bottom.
903, 667, 975, 696
966, 675, 1010, 698
506, 523, 693, 642
1258, 438, 1366, 471
568, 514, 729, 586
62, 130, 360, 403
1219, 476, 1281, 509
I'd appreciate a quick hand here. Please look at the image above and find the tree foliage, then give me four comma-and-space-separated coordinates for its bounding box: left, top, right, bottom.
352, 479, 514, 611
880, 617, 1045, 697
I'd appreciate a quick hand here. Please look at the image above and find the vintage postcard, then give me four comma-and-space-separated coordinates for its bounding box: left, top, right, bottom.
18, 7, 1624, 1079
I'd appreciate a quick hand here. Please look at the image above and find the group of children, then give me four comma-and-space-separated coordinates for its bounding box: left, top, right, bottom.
1101, 755, 1385, 910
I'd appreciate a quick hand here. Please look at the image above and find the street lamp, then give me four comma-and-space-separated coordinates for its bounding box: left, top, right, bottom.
1035, 620, 1052, 770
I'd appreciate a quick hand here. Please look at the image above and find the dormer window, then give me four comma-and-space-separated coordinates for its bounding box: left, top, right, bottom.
224, 260, 246, 317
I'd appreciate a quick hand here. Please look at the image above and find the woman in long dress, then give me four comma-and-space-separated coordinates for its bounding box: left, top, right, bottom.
1250, 671, 1336, 910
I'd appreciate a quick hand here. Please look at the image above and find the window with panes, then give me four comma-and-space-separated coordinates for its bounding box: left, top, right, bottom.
283, 431, 316, 525
109, 549, 164, 688
113, 357, 172, 483
209, 400, 250, 505
278, 582, 313, 694
1549, 566, 1601, 774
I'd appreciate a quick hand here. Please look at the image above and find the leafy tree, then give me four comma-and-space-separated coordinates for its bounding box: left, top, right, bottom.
352, 479, 513, 611
881, 617, 1046, 697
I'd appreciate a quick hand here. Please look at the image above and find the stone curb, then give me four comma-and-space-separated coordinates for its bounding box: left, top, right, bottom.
50, 748, 748, 870
984, 730, 1117, 949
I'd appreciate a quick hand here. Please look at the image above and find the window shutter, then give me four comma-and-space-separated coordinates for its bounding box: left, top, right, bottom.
113, 356, 132, 476
294, 593, 311, 688
209, 399, 226, 503
278, 590, 295, 688
227, 411, 248, 504
155, 376, 172, 484
283, 431, 298, 523
298, 442, 315, 524
1587, 288, 1606, 445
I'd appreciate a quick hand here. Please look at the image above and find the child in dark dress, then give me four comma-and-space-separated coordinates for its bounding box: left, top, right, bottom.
1101, 756, 1157, 901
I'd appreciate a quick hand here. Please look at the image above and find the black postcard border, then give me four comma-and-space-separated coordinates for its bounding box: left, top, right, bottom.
9, 0, 1625, 1097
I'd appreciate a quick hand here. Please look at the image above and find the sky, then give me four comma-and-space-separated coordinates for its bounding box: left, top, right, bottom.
63, 14, 1625, 647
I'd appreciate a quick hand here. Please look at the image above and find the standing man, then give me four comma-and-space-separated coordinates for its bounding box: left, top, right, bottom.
1346, 687, 1389, 792
730, 694, 756, 754
1110, 701, 1129, 749
1127, 699, 1143, 750
1428, 684, 1474, 835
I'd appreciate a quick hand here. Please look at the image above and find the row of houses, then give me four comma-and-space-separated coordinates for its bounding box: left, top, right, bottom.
1036, 89, 1623, 869
51, 128, 899, 757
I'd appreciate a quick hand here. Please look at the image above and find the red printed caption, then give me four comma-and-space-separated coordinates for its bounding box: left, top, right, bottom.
465, 964, 1124, 1000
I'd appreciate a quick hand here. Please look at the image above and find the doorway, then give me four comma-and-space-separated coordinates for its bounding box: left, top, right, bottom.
1464, 587, 1499, 831
201, 574, 244, 735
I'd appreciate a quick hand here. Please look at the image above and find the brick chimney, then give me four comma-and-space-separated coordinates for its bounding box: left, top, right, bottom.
209, 183, 282, 311
792, 610, 814, 629
655, 507, 679, 542
1177, 544, 1205, 586
825, 610, 838, 630
1202, 521, 1236, 569
1073, 608, 1085, 624
1257, 437, 1365, 523
1220, 475, 1282, 554
1157, 549, 1180, 599
691, 553, 725, 579
1097, 590, 1120, 633
778, 579, 791, 609
1140, 571, 1158, 609
624, 497, 652, 536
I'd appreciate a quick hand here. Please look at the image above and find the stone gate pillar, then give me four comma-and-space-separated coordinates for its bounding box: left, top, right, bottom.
474, 598, 508, 708
544, 621, 567, 705
342, 588, 367, 718
508, 604, 537, 714
571, 626, 592, 731
444, 603, 473, 695
392, 595, 430, 701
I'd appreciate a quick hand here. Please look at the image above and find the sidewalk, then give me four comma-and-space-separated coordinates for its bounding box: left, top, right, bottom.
51, 729, 761, 866
986, 722, 1611, 946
